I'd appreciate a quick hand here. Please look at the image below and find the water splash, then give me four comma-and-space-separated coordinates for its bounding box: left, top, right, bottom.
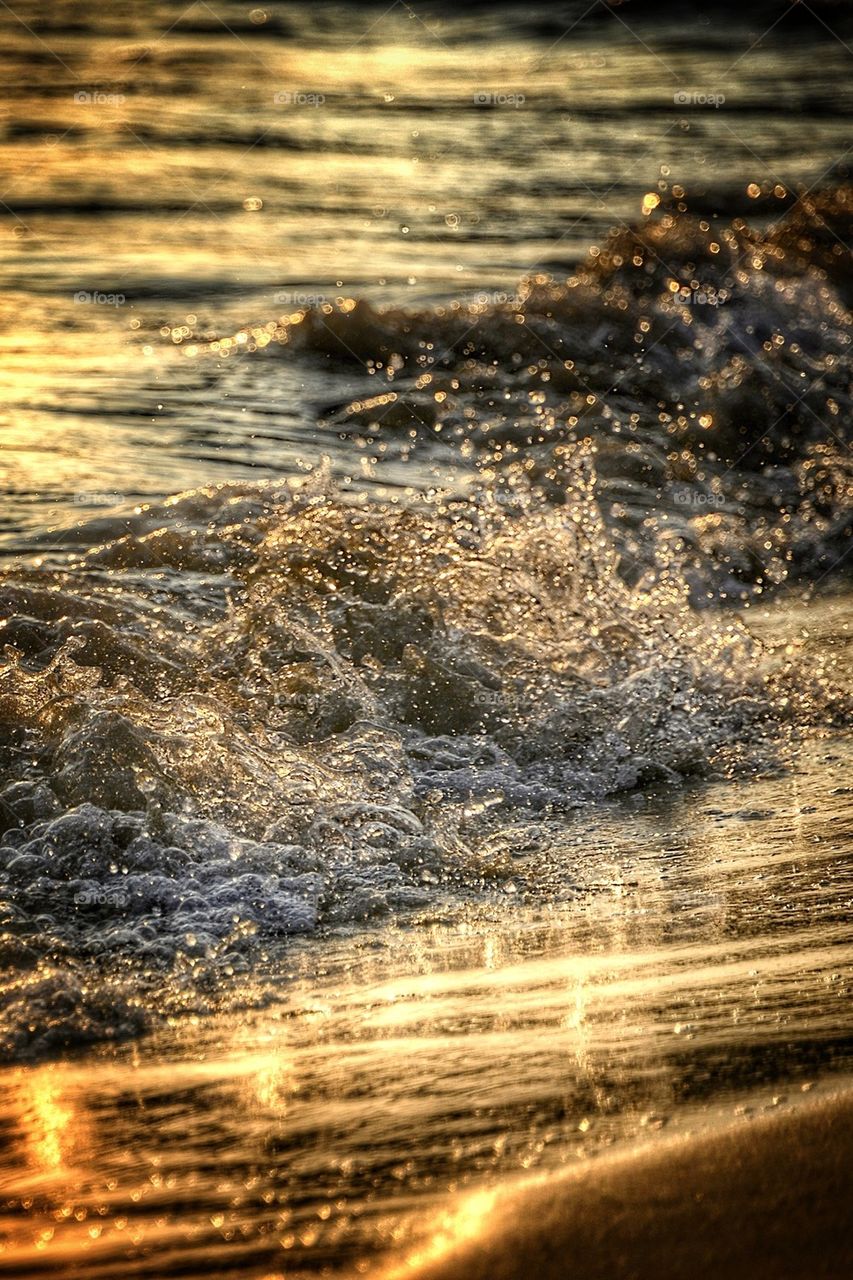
0, 454, 842, 1060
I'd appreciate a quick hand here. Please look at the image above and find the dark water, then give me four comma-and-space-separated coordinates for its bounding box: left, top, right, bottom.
0, 5, 852, 1276
0, 0, 851, 542
1, 0, 851, 1066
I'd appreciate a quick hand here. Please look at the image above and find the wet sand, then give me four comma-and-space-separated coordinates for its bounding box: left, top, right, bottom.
1, 593, 850, 1276
383, 1085, 853, 1280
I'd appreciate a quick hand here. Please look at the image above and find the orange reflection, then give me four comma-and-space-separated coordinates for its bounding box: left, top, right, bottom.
16, 1064, 86, 1176
382, 1187, 498, 1280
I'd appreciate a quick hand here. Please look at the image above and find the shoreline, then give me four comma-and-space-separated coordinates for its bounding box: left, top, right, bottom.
2, 728, 850, 1276
373, 1084, 853, 1280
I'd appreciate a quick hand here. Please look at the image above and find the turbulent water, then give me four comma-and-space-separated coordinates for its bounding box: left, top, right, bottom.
2, 0, 853, 542
2, 170, 853, 1061
1, 1, 852, 1048
1, 724, 852, 1275
0, 6, 852, 1278
200, 179, 853, 601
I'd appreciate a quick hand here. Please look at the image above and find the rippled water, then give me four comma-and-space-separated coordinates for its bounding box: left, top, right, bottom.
1, 709, 851, 1276
1, 0, 852, 542
1, 4, 852, 1277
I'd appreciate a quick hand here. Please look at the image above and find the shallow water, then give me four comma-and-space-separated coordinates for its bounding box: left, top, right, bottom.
1, 0, 852, 542
1, 4, 852, 1275
1, 709, 851, 1277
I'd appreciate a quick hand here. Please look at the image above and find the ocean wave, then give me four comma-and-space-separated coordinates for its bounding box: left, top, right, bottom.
191, 185, 853, 598
0, 459, 845, 1061
1, 186, 851, 1062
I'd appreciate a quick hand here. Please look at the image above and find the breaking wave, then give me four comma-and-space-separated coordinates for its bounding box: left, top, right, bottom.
1, 186, 850, 1061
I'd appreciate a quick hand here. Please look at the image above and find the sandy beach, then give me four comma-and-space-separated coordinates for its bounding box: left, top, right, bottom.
379, 1086, 853, 1280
